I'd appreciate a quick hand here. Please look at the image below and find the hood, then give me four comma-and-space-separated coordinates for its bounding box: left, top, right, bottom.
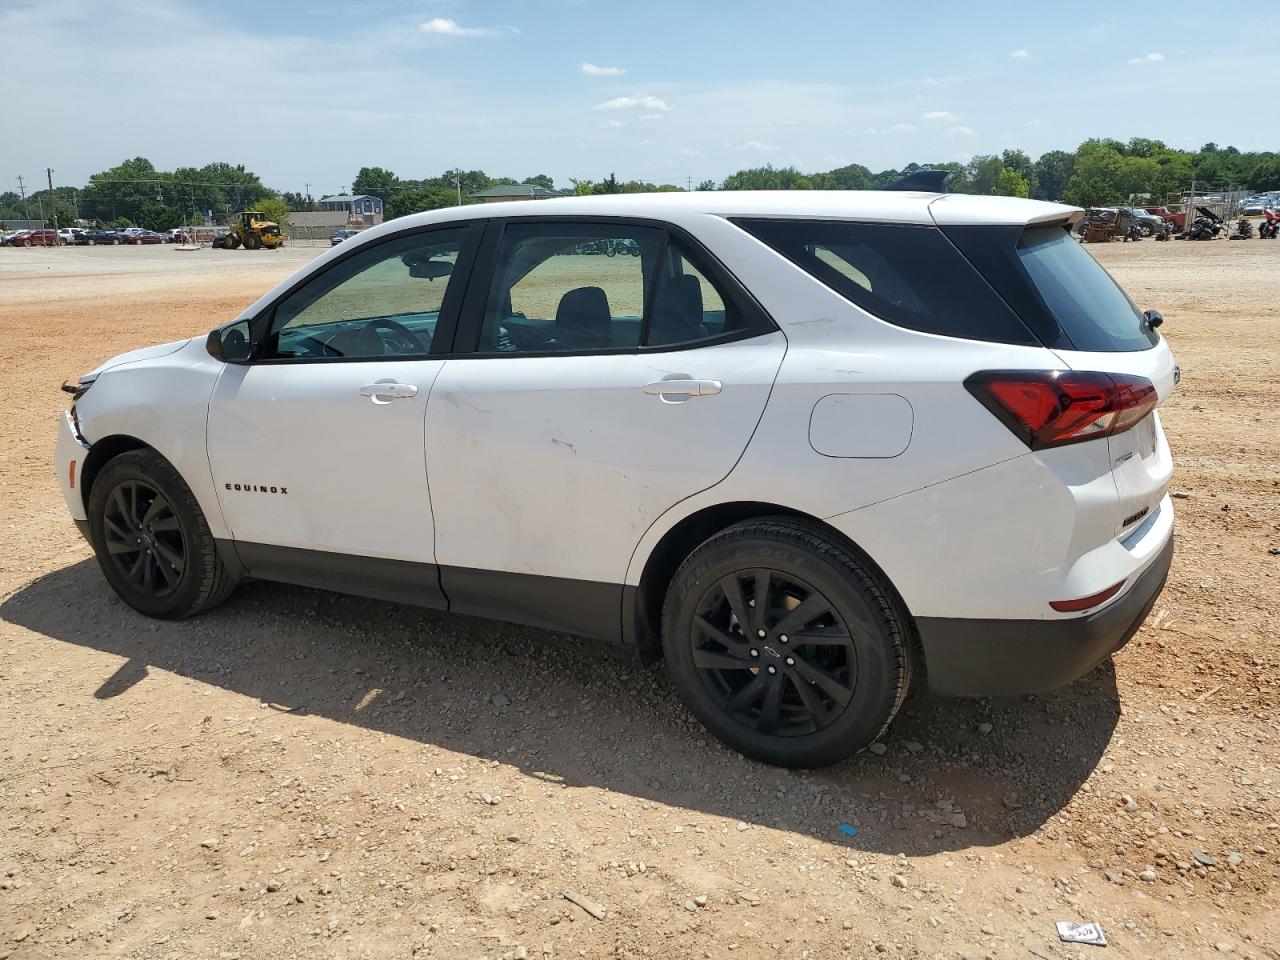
80, 337, 193, 380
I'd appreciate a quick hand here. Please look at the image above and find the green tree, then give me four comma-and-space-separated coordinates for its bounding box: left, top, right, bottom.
281, 191, 316, 212
993, 167, 1030, 198
1000, 149, 1037, 196
1031, 150, 1074, 200
965, 155, 1004, 195
257, 197, 291, 229
351, 166, 400, 204
137, 203, 183, 231
696, 179, 717, 191
385, 188, 456, 220
523, 174, 555, 191
1248, 157, 1280, 192
594, 172, 623, 195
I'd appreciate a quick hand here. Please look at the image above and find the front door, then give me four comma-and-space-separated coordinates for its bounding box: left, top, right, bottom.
425, 219, 787, 633
207, 225, 475, 603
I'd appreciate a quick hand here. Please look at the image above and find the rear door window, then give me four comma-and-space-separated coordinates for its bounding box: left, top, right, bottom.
471, 222, 767, 354
734, 218, 1037, 345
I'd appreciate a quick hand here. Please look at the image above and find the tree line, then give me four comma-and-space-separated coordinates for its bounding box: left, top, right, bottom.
4, 140, 1277, 231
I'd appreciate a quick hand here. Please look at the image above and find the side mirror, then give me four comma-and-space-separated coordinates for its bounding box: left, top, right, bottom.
1143, 308, 1164, 329
207, 320, 254, 362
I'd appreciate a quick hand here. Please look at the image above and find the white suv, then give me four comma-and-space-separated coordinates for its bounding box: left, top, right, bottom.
55, 184, 1176, 767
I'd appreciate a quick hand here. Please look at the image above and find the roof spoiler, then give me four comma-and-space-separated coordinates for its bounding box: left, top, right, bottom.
883, 169, 951, 193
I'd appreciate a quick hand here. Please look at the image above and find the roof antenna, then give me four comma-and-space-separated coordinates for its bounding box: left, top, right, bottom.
883, 169, 952, 192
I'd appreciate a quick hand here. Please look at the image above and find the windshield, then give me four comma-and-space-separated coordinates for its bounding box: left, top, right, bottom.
1016, 226, 1158, 351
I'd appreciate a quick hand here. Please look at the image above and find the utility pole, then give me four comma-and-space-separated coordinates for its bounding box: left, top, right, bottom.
454, 176, 462, 206
686, 176, 692, 192
17, 174, 28, 222
47, 168, 58, 241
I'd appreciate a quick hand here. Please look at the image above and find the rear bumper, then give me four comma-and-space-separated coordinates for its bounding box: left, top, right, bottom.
917, 533, 1173, 696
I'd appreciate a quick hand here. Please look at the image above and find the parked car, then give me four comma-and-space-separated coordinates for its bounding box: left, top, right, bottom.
0, 230, 27, 246
1142, 205, 1185, 230
57, 228, 82, 245
73, 229, 124, 246
1124, 207, 1166, 237
9, 229, 58, 247
330, 229, 358, 245
55, 189, 1176, 768
125, 230, 164, 245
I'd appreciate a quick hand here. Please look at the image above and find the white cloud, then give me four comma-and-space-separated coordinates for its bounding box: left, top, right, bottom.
921, 110, 956, 122
1025, 118, 1048, 129
638, 113, 664, 121
593, 95, 669, 111
676, 147, 702, 157
1009, 48, 1030, 60
1128, 52, 1164, 64
863, 127, 879, 135
889, 122, 917, 132
741, 140, 778, 152
581, 62, 624, 76
944, 125, 976, 137
602, 119, 627, 128
420, 18, 501, 38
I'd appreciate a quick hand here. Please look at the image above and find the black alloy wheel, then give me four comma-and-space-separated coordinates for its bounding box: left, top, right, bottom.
101, 478, 186, 598
690, 569, 856, 737
662, 517, 912, 768
87, 449, 237, 618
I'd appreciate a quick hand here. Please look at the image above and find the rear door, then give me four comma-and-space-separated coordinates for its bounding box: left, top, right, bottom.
424, 218, 786, 634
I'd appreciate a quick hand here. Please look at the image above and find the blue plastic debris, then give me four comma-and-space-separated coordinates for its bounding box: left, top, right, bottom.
838, 823, 859, 837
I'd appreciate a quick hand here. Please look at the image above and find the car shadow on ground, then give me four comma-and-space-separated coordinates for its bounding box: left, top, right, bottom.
2, 559, 1121, 857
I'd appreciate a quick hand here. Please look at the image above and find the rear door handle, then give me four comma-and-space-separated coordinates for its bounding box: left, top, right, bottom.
360, 381, 418, 404
643, 377, 722, 400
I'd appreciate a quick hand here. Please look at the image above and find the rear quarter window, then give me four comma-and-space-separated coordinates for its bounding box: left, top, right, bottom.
1014, 226, 1159, 352
734, 218, 1038, 346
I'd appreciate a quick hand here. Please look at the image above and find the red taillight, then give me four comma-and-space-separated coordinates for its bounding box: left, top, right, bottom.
965, 370, 1157, 449
1050, 580, 1125, 612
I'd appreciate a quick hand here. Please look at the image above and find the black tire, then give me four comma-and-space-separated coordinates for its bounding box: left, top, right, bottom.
662, 517, 912, 768
87, 449, 236, 619
111, 238, 120, 245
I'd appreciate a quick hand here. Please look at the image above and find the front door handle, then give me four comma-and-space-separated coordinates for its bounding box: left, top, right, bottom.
360, 381, 418, 404
643, 377, 722, 402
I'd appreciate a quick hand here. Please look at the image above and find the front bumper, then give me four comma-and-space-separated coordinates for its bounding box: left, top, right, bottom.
916, 533, 1174, 696
55, 409, 91, 536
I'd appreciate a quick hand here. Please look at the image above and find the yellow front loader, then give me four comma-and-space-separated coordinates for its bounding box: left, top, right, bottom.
217, 211, 286, 250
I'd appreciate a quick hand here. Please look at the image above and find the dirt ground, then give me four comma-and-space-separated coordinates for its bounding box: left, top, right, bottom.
0, 239, 1277, 960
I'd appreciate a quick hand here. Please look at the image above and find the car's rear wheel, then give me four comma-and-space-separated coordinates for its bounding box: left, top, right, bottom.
662, 517, 912, 768
87, 449, 236, 619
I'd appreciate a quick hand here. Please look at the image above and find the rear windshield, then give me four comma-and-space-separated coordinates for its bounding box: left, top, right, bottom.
734, 218, 1037, 345
1015, 226, 1158, 351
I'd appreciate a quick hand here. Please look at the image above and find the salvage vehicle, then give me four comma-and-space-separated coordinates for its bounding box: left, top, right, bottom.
55, 182, 1176, 767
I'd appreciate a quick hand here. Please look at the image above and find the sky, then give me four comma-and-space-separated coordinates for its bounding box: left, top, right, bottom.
3, 0, 1277, 197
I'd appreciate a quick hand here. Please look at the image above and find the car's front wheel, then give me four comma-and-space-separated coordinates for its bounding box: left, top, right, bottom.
87, 449, 237, 619
662, 518, 912, 768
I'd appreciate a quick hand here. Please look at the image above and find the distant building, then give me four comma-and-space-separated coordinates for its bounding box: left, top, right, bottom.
318, 194, 384, 224
290, 211, 354, 229
470, 184, 559, 203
